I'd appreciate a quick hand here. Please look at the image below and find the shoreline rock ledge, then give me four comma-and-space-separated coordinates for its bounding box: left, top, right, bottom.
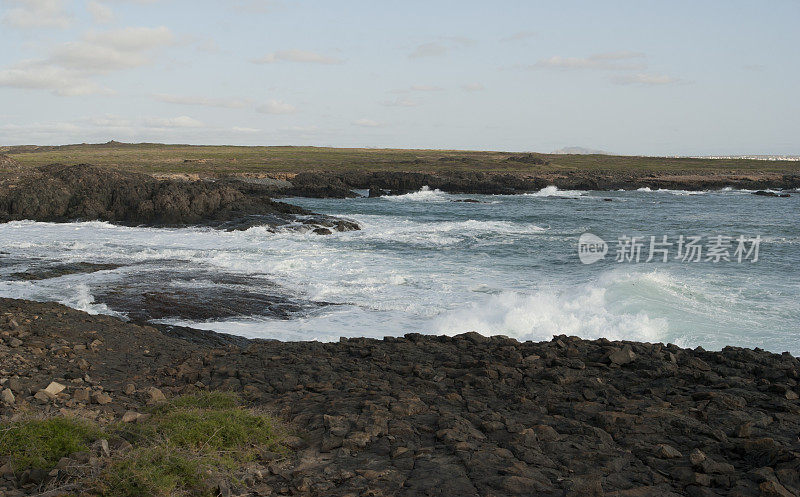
1, 298, 799, 496
0, 164, 359, 232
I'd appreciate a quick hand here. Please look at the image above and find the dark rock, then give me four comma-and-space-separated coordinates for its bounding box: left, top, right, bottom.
608, 345, 636, 365
753, 190, 790, 197
2, 297, 800, 496
0, 164, 360, 232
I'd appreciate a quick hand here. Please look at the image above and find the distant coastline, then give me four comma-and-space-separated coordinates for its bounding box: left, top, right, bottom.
1, 142, 799, 198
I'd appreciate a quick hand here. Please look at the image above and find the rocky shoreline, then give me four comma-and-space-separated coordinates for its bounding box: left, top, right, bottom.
1, 298, 799, 496
1, 165, 797, 219
256, 171, 800, 198
0, 164, 359, 233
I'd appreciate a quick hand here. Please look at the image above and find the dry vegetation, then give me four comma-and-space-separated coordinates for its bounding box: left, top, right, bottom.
2, 142, 797, 177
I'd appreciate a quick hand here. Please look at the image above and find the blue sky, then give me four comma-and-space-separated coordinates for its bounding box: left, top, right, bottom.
0, 0, 798, 155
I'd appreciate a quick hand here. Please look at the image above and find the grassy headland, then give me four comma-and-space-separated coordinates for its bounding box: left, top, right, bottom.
2, 141, 797, 178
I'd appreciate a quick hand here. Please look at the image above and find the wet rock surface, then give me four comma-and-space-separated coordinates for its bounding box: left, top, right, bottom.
2, 298, 799, 496
752, 190, 791, 198
6, 262, 122, 281
0, 164, 360, 232
91, 267, 338, 321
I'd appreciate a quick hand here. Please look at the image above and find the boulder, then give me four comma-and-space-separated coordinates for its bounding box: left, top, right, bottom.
147, 386, 167, 404
608, 345, 636, 365
0, 388, 14, 405
41, 381, 66, 399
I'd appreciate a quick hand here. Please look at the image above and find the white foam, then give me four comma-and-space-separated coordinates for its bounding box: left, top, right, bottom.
1, 195, 796, 353
526, 185, 586, 197
434, 274, 669, 343
383, 185, 449, 202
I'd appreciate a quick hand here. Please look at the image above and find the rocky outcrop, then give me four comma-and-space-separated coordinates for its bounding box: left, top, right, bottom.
2, 298, 799, 496
0, 164, 359, 231
753, 190, 791, 198
260, 171, 800, 198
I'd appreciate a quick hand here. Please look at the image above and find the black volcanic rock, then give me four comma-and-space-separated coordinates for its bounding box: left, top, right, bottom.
753, 190, 790, 197
2, 297, 799, 496
0, 164, 359, 231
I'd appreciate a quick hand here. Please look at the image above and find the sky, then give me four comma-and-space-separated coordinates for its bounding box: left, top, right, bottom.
0, 0, 798, 156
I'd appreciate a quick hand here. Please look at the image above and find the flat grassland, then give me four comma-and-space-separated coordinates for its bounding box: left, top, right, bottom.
2, 142, 798, 177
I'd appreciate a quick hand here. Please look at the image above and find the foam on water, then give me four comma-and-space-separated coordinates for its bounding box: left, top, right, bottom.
383, 185, 449, 202
525, 185, 586, 197
0, 189, 797, 353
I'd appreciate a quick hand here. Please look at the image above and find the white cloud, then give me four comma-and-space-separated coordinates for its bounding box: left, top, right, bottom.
408, 37, 475, 59
410, 84, 443, 92
52, 41, 150, 71
534, 51, 646, 71
409, 42, 448, 59
353, 118, 381, 128
443, 36, 476, 47
252, 49, 342, 65
391, 85, 444, 93
462, 82, 485, 92
501, 31, 537, 42
232, 126, 261, 133
87, 1, 113, 23
255, 99, 297, 114
49, 26, 174, 73
153, 93, 251, 109
83, 115, 133, 127
84, 26, 175, 52
145, 116, 205, 128
0, 61, 113, 95
0, 114, 209, 143
381, 97, 419, 107
612, 73, 682, 86
0, 25, 177, 96
1, 0, 72, 28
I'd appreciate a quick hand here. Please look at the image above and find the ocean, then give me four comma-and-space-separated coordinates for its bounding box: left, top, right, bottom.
1, 186, 798, 354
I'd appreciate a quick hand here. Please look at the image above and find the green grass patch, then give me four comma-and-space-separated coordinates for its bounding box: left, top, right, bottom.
97, 447, 209, 497
163, 391, 241, 410
122, 392, 282, 457
0, 417, 104, 471
0, 391, 287, 497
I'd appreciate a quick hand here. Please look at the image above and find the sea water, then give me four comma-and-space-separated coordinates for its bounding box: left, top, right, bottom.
0, 186, 798, 354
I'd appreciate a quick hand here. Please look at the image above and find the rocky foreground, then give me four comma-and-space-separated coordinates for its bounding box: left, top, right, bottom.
1, 299, 799, 496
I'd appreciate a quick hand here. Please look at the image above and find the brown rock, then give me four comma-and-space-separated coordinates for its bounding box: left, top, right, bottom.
43, 381, 66, 398
735, 422, 753, 438
7, 378, 24, 393
531, 424, 560, 442
93, 391, 112, 405
147, 386, 166, 404
34, 390, 51, 402
121, 410, 143, 423
123, 383, 136, 395
656, 444, 682, 459
1, 388, 14, 405
608, 345, 636, 365
689, 448, 706, 466
324, 414, 350, 437
759, 481, 794, 497
73, 388, 91, 403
